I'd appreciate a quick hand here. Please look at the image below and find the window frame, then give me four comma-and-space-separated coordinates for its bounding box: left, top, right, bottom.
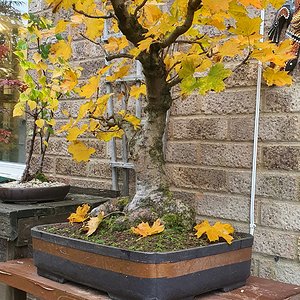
0, 161, 25, 180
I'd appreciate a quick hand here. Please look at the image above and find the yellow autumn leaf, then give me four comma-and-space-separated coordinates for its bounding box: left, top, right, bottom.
230, 16, 261, 37
55, 20, 69, 34
194, 220, 235, 244
43, 140, 48, 147
71, 14, 84, 24
263, 67, 293, 86
66, 125, 88, 141
46, 119, 56, 126
35, 119, 45, 128
68, 203, 91, 224
76, 101, 94, 121
130, 85, 146, 99
57, 119, 74, 133
123, 113, 141, 130
104, 36, 128, 53
32, 52, 42, 64
92, 94, 112, 117
96, 126, 124, 141
13, 103, 24, 117
137, 38, 153, 53
68, 141, 96, 162
82, 211, 105, 236
271, 40, 295, 67
142, 4, 163, 25
79, 75, 100, 98
46, 0, 76, 11
104, 37, 119, 52
27, 100, 37, 111
97, 65, 112, 76
268, 0, 285, 9
89, 119, 99, 131
218, 39, 243, 58
131, 219, 165, 238
202, 0, 230, 12
61, 69, 78, 92
106, 65, 130, 82
50, 39, 72, 61
84, 17, 104, 41
239, 0, 262, 9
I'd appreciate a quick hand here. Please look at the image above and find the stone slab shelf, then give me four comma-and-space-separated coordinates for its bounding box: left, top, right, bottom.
0, 190, 111, 261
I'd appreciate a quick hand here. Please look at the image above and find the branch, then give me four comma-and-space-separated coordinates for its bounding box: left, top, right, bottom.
175, 37, 207, 54
106, 53, 134, 61
175, 36, 206, 45
72, 4, 115, 19
160, 0, 202, 48
79, 33, 102, 46
134, 0, 148, 17
167, 76, 182, 89
110, 0, 147, 46
231, 50, 252, 73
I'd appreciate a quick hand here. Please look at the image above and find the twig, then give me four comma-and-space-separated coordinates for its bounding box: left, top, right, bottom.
159, 0, 202, 48
72, 4, 115, 19
134, 0, 148, 17
106, 53, 134, 61
79, 33, 102, 46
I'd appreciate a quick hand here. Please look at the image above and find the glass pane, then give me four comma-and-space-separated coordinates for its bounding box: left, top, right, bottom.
0, 1, 27, 163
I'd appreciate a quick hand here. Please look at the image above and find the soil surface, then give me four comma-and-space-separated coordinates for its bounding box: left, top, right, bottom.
44, 221, 242, 253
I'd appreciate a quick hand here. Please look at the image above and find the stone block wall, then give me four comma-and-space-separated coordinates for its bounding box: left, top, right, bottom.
29, 1, 300, 285
167, 83, 300, 285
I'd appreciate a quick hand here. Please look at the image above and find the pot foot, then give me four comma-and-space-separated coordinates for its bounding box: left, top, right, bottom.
221, 281, 246, 292
37, 268, 67, 284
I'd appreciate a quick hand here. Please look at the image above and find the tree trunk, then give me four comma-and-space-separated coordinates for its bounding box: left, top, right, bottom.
125, 103, 195, 228
21, 116, 37, 182
127, 109, 169, 211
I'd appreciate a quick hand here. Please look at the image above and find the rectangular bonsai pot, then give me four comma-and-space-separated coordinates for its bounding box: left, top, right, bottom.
31, 224, 253, 300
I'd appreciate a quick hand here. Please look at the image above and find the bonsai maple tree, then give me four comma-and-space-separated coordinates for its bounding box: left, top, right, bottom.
19, 0, 293, 225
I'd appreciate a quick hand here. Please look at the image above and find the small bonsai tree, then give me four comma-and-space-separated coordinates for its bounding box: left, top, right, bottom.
24, 0, 293, 225
12, 14, 81, 182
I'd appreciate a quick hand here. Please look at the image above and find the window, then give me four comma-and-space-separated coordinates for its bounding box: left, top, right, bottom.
0, 0, 27, 179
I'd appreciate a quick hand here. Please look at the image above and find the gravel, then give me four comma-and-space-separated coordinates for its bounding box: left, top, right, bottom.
0, 179, 67, 188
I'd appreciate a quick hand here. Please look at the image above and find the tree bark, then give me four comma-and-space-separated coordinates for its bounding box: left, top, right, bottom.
127, 48, 173, 212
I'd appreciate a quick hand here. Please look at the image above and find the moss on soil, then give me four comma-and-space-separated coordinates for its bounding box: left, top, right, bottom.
43, 216, 241, 253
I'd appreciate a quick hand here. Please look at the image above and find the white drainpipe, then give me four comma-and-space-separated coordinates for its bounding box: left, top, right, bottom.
249, 9, 265, 235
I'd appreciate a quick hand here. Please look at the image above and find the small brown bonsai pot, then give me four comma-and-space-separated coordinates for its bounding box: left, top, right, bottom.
0, 184, 70, 203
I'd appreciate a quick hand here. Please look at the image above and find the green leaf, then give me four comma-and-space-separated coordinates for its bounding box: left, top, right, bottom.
197, 63, 232, 94
40, 44, 51, 59
178, 58, 195, 79
180, 76, 198, 94
14, 50, 25, 59
24, 74, 35, 87
20, 60, 36, 71
55, 33, 63, 40
16, 40, 28, 50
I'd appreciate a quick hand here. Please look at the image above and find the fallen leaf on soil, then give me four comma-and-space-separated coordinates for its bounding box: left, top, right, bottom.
194, 220, 234, 244
68, 204, 90, 224
82, 211, 105, 236
131, 219, 165, 238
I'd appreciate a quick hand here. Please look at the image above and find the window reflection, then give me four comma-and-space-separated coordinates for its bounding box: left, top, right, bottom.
0, 1, 26, 163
